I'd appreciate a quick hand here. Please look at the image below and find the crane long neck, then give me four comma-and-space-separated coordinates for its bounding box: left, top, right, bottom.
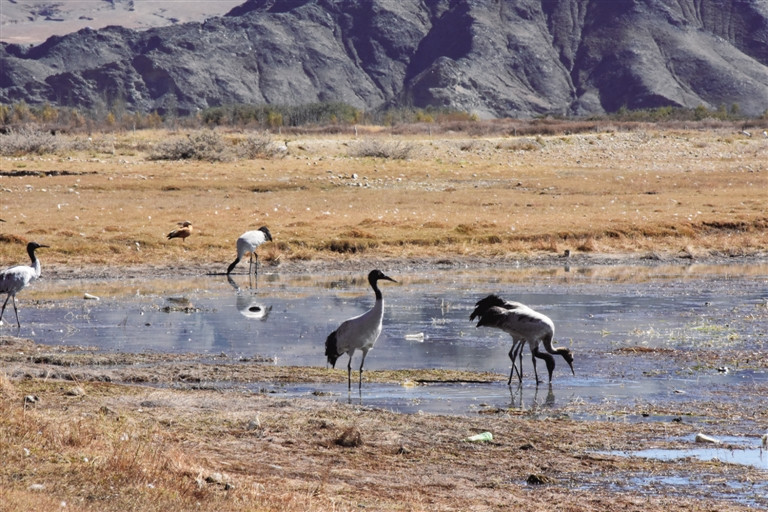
539, 332, 559, 355
28, 247, 42, 278
371, 280, 383, 301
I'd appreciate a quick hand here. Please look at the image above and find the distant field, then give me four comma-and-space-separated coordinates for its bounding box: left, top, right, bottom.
0, 127, 766, 273
0, 0, 244, 44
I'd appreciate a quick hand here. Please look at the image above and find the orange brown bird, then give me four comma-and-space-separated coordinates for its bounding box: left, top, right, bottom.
167, 221, 193, 243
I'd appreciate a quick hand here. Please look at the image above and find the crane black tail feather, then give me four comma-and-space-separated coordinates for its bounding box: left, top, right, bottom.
325, 330, 340, 367
473, 307, 508, 328
469, 294, 506, 321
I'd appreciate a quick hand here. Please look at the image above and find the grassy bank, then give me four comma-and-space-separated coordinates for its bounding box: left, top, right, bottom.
1, 127, 766, 272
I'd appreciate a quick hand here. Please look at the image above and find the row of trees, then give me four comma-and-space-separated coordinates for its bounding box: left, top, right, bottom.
1, 99, 765, 134
0, 101, 163, 132
0, 100, 478, 133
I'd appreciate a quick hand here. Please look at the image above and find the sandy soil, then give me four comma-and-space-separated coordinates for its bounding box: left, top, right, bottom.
41, 250, 768, 282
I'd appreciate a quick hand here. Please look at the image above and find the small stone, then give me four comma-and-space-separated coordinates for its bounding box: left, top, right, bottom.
66, 386, 86, 397
526, 474, 554, 485
206, 472, 225, 485
695, 432, 720, 444
335, 427, 363, 447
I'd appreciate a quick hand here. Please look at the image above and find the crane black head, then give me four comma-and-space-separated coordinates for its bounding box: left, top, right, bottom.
368, 269, 396, 285
560, 348, 575, 375
258, 226, 273, 242
27, 241, 49, 252
25, 241, 48, 261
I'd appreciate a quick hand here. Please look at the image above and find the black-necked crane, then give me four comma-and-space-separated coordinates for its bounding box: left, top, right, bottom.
226, 226, 273, 275
0, 242, 49, 328
470, 294, 574, 386
167, 221, 193, 243
325, 269, 396, 392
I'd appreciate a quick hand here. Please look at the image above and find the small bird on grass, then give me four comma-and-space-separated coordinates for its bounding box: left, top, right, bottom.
167, 221, 193, 243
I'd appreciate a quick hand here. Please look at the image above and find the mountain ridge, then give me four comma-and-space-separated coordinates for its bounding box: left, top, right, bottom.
1, 0, 767, 118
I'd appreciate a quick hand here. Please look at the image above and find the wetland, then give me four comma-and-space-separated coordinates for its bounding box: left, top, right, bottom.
1, 125, 767, 511
2, 260, 767, 511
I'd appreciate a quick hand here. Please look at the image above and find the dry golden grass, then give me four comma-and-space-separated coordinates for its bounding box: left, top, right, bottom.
1, 127, 766, 274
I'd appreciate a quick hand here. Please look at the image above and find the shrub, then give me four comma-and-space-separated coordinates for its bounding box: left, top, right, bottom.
0, 128, 61, 156
349, 138, 414, 159
149, 131, 231, 161
323, 239, 378, 253
235, 132, 287, 159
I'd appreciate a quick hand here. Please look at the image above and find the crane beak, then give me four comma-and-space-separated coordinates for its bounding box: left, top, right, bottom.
568, 361, 575, 375
382, 275, 396, 283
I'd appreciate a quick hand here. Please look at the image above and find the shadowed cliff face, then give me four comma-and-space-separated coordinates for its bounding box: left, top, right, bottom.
1, 0, 767, 117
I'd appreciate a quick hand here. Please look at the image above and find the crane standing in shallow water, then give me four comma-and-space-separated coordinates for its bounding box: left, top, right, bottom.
0, 242, 49, 328
226, 226, 273, 275
325, 270, 396, 392
470, 294, 574, 386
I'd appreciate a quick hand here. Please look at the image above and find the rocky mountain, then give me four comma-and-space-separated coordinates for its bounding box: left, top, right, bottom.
1, 0, 767, 119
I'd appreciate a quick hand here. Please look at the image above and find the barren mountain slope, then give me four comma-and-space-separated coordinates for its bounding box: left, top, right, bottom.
1, 0, 767, 118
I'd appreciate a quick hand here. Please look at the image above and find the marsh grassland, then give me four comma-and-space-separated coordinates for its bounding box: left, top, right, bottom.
1, 126, 766, 273
1, 125, 767, 511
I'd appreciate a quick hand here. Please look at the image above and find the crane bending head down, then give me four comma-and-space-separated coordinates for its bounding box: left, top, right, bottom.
226, 226, 273, 275
470, 294, 574, 385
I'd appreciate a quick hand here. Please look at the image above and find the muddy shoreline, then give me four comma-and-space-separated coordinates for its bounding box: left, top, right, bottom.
43, 250, 768, 281
3, 254, 768, 511
2, 334, 767, 511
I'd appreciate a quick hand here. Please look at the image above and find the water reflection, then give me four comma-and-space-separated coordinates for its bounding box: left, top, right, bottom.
607, 435, 768, 470
509, 383, 556, 410
235, 294, 272, 321
227, 273, 272, 320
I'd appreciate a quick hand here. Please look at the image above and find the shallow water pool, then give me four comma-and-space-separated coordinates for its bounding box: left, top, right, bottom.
5, 262, 768, 419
